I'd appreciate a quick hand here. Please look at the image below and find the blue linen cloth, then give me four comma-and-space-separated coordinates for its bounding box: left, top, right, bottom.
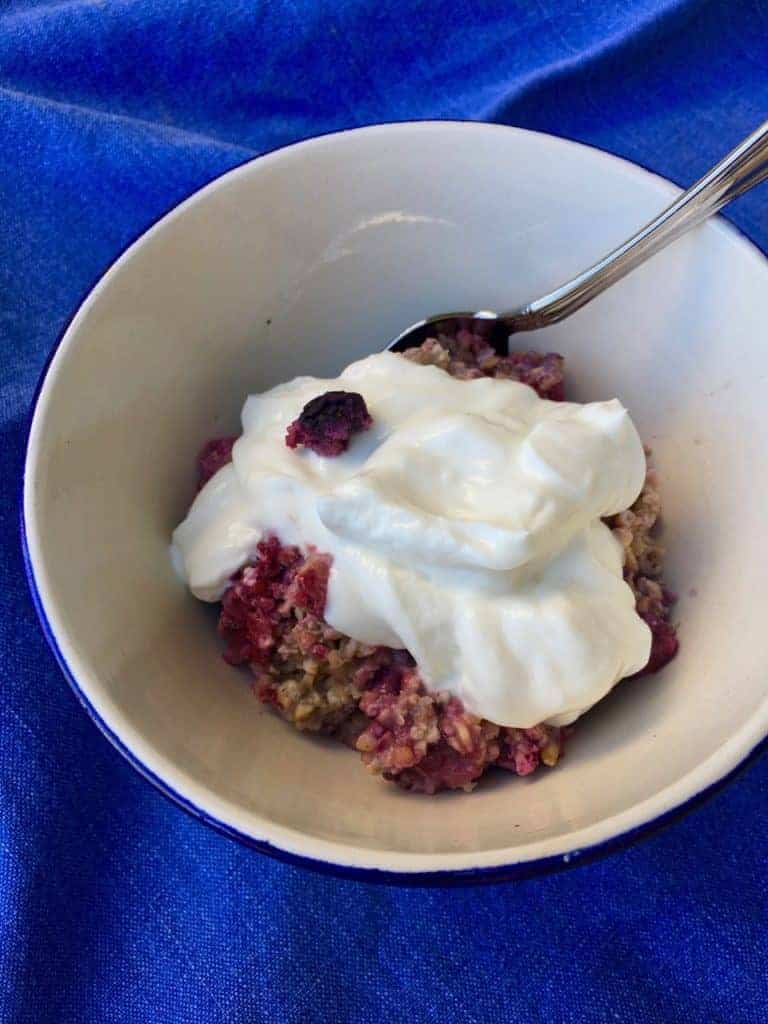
2, 2, 768, 1021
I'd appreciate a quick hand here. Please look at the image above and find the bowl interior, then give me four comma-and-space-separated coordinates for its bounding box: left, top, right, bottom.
24, 123, 768, 874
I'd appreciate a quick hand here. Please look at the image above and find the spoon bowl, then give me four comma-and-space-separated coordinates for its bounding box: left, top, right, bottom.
387, 311, 509, 354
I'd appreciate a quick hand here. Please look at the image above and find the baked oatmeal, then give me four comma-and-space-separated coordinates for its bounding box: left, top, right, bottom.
175, 328, 678, 794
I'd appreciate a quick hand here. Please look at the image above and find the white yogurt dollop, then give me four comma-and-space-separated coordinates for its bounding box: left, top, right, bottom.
172, 352, 651, 727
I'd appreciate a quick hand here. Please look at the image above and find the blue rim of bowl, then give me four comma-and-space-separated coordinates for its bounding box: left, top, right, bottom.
20, 119, 768, 886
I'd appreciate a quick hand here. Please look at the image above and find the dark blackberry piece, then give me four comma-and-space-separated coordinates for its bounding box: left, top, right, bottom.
285, 391, 372, 456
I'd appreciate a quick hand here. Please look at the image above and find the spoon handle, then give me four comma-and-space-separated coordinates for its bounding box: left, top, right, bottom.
503, 120, 768, 332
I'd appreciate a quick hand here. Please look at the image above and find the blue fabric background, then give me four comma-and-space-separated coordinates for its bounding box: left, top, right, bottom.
2, 2, 768, 1021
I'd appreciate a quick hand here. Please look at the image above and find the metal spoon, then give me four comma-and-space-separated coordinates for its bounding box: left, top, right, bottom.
388, 120, 768, 355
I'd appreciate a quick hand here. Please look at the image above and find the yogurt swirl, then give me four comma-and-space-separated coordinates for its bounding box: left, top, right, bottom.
172, 352, 650, 727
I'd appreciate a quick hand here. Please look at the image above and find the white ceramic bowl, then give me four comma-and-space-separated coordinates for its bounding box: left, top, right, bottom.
23, 122, 768, 883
